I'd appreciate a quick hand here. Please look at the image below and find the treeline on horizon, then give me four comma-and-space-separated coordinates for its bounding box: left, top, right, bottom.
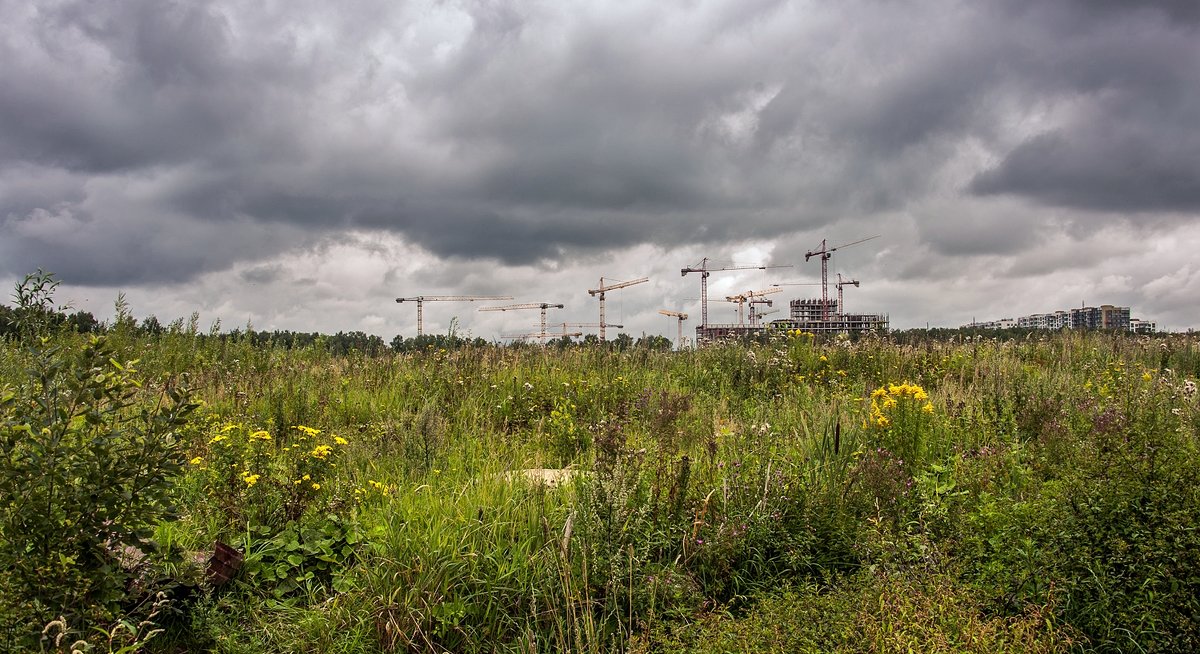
0, 298, 1176, 355
0, 300, 681, 353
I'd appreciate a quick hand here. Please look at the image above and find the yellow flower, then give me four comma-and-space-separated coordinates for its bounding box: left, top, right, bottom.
819, 355, 828, 362
922, 402, 934, 414
334, 436, 348, 446
302, 474, 311, 481
311, 483, 321, 491
876, 416, 891, 428
1142, 372, 1152, 381
208, 434, 227, 444
294, 425, 322, 437
243, 473, 260, 487
189, 456, 204, 466
250, 430, 271, 441
310, 444, 333, 460
882, 397, 898, 409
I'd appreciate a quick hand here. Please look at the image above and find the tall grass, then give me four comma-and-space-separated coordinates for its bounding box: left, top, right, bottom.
3, 325, 1199, 652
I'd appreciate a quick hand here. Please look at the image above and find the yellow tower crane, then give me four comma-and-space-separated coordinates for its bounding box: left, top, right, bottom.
547, 322, 624, 340
658, 310, 689, 349
587, 276, 648, 341
479, 302, 565, 345
724, 287, 782, 326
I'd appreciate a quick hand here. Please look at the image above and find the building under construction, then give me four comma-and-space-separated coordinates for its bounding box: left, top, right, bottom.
696, 297, 889, 342
688, 236, 889, 343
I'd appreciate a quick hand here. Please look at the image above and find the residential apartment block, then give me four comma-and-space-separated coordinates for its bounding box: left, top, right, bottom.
965, 304, 1151, 332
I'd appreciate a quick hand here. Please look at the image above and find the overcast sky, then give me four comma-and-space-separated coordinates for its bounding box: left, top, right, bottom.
3, 0, 1199, 339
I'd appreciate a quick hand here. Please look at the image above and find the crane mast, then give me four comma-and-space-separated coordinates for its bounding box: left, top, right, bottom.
747, 299, 774, 326
803, 236, 878, 321
681, 258, 790, 328
395, 294, 513, 336
658, 309, 688, 349
834, 274, 860, 318
587, 276, 648, 341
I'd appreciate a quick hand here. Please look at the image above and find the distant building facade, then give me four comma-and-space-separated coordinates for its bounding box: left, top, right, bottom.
1130, 318, 1157, 334
964, 304, 1150, 332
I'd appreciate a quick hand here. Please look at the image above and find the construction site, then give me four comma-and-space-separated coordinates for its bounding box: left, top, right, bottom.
684, 237, 890, 344
394, 236, 890, 347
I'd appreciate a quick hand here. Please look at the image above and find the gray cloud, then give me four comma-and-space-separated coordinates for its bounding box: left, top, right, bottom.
970, 126, 1200, 213
1, 0, 1198, 331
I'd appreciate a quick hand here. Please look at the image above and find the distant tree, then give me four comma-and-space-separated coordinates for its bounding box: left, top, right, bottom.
548, 335, 575, 349
65, 310, 100, 334
636, 334, 672, 351
0, 304, 16, 338
139, 315, 164, 335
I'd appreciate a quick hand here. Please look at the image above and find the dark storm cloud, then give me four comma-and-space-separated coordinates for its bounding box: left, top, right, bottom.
1, 0, 1198, 287
0, 1, 303, 173
971, 127, 1200, 213
968, 1, 1200, 213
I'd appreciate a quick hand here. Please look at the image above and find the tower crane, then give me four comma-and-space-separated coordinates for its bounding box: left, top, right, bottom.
804, 236, 878, 321
556, 322, 625, 329
747, 299, 775, 326
545, 323, 624, 340
835, 274, 860, 318
658, 310, 688, 349
724, 287, 782, 326
756, 307, 780, 322
395, 295, 513, 336
682, 259, 790, 328
503, 330, 583, 341
479, 302, 564, 345
587, 276, 648, 341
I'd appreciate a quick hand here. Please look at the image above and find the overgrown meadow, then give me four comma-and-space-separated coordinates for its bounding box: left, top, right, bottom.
3, 279, 1200, 653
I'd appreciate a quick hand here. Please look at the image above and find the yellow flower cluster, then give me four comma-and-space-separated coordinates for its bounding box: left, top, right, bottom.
869, 381, 934, 428
355, 479, 396, 501
310, 444, 334, 460
873, 382, 930, 401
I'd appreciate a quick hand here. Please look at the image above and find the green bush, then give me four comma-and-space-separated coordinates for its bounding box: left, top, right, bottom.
0, 274, 197, 646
